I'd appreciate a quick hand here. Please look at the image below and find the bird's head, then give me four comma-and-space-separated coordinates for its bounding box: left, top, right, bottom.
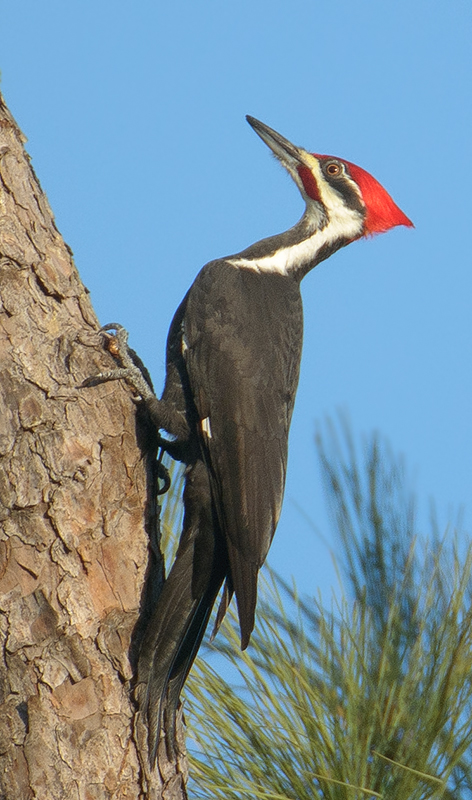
246, 116, 413, 240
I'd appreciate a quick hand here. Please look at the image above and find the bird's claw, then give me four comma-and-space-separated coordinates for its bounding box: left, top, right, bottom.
80, 324, 154, 401
100, 323, 129, 355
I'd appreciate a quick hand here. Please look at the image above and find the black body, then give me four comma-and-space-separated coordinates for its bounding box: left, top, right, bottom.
137, 260, 304, 760
128, 114, 410, 762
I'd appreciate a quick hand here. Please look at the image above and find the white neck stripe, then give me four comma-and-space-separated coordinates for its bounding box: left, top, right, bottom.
228, 206, 363, 275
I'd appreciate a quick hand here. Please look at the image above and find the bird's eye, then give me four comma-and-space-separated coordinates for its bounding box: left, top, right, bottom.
326, 162, 342, 177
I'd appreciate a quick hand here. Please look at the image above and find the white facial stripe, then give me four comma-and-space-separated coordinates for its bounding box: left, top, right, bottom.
201, 417, 212, 438
303, 153, 363, 210
229, 204, 363, 275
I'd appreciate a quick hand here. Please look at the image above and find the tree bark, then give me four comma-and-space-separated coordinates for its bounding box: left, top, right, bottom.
0, 92, 188, 799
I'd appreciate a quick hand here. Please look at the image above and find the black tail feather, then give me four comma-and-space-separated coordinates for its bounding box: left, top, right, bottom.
137, 460, 228, 764
157, 582, 222, 761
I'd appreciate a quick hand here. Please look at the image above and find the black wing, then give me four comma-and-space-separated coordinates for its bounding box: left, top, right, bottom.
183, 261, 303, 645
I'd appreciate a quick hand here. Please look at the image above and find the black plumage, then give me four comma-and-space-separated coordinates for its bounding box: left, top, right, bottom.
86, 116, 412, 763
137, 262, 303, 760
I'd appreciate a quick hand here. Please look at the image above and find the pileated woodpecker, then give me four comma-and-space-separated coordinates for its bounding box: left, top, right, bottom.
89, 117, 412, 762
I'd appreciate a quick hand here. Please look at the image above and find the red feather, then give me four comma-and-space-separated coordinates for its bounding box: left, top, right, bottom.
314, 154, 414, 235
297, 165, 321, 202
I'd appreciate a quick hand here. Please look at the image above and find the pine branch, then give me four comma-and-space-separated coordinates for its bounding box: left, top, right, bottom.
186, 423, 472, 799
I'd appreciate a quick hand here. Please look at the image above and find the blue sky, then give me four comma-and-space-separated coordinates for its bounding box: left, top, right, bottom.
2, 0, 471, 600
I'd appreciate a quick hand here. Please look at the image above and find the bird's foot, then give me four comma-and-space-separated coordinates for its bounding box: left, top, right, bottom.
82, 324, 172, 495
80, 323, 154, 402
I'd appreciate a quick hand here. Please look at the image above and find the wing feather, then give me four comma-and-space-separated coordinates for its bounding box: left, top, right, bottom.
183, 261, 303, 642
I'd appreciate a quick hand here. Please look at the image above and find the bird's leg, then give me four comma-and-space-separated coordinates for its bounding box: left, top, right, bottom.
82, 323, 157, 403
81, 324, 191, 464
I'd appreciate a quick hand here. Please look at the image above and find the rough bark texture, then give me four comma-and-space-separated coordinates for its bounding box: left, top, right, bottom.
0, 93, 188, 799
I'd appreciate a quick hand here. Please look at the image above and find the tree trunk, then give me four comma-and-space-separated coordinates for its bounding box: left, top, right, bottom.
0, 92, 188, 799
